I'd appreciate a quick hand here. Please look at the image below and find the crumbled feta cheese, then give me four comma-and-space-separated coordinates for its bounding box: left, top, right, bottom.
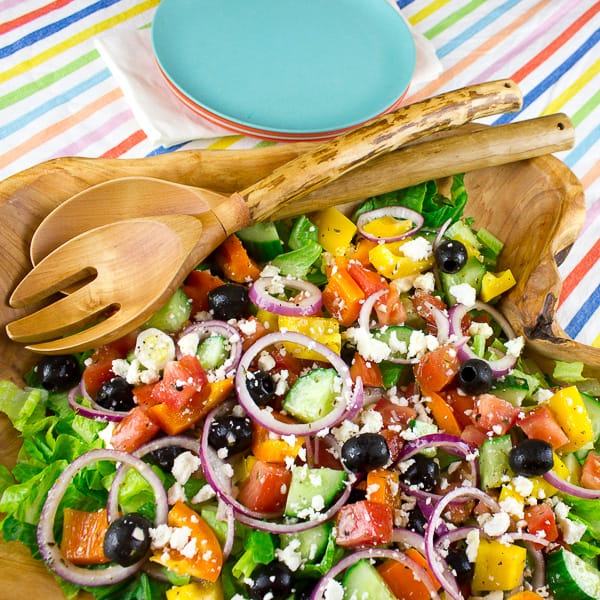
238, 319, 258, 336
360, 409, 384, 434
169, 526, 192, 551
449, 283, 477, 307
505, 336, 525, 358
191, 484, 217, 504
401, 236, 432, 261
150, 524, 172, 548
177, 332, 200, 356
257, 350, 276, 372
390, 275, 417, 294
465, 529, 480, 562
413, 271, 435, 293
98, 422, 115, 449
512, 476, 534, 498
171, 451, 201, 485
167, 482, 187, 504
323, 579, 344, 600
468, 321, 494, 339
343, 327, 391, 362
483, 511, 511, 537
181, 537, 198, 559
499, 496, 524, 519
275, 538, 304, 571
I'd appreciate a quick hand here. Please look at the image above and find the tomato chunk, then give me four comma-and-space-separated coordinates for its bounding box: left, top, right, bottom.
237, 460, 291, 514
470, 393, 520, 435
335, 500, 393, 547
517, 405, 570, 449
414, 345, 460, 393
581, 451, 600, 490
111, 406, 160, 453
524, 503, 559, 543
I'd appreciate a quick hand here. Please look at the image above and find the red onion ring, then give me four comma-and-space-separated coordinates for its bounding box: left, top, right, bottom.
310, 547, 440, 600
217, 499, 236, 560
426, 302, 450, 344
235, 332, 356, 436
542, 470, 600, 499
424, 486, 500, 600
358, 289, 387, 331
249, 276, 322, 316
177, 320, 242, 376
392, 528, 427, 553
37, 449, 168, 587
433, 218, 453, 251
356, 207, 425, 243
68, 384, 127, 423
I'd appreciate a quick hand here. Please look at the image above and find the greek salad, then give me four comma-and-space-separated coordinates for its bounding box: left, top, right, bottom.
1, 174, 600, 600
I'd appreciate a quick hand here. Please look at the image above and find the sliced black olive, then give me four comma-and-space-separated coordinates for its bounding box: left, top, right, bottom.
207, 284, 250, 321
399, 453, 440, 492
406, 504, 427, 535
341, 433, 390, 473
35, 355, 81, 392
208, 415, 253, 454
246, 370, 276, 405
457, 358, 494, 395
509, 439, 554, 476
248, 561, 293, 600
446, 545, 473, 584
95, 376, 135, 412
145, 444, 187, 472
435, 240, 468, 274
103, 513, 152, 566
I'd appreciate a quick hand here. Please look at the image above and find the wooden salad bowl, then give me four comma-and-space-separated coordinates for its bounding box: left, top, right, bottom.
0, 126, 597, 598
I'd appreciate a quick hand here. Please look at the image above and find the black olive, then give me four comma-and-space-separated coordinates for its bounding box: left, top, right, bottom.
341, 433, 390, 473
248, 561, 293, 600
457, 358, 494, 395
347, 486, 367, 505
103, 513, 152, 566
509, 439, 554, 476
246, 370, 276, 405
145, 444, 187, 472
207, 284, 250, 321
435, 240, 468, 274
446, 545, 473, 584
340, 344, 356, 367
95, 376, 135, 412
208, 415, 253, 455
406, 504, 427, 535
35, 355, 81, 392
399, 453, 440, 492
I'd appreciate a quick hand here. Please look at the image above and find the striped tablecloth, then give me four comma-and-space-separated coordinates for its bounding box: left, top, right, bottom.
1, 0, 598, 346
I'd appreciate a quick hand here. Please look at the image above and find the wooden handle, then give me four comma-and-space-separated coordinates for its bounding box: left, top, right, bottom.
241, 79, 523, 222
270, 113, 575, 220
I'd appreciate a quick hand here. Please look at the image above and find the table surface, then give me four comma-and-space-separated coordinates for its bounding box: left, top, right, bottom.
1, 0, 598, 347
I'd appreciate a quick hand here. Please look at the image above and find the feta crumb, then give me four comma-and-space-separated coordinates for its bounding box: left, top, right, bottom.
275, 538, 304, 571
465, 529, 480, 562
483, 511, 511, 537
413, 271, 435, 293
505, 336, 525, 358
98, 422, 115, 449
401, 236, 432, 261
171, 451, 201, 485
343, 327, 391, 363
190, 484, 217, 504
449, 283, 477, 307
177, 332, 200, 356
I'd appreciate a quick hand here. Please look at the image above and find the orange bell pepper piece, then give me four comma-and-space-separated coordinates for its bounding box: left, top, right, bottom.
349, 352, 383, 388
426, 391, 462, 436
182, 269, 224, 314
251, 415, 305, 464
60, 508, 110, 565
366, 468, 399, 509
214, 235, 261, 283
322, 257, 365, 327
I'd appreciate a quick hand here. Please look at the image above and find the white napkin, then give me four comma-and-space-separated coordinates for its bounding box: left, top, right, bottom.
95, 7, 442, 148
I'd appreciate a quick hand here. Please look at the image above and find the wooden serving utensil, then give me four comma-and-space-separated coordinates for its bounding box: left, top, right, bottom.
7, 80, 523, 353
29, 114, 575, 263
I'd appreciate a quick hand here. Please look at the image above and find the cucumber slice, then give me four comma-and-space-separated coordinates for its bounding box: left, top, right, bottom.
284, 466, 347, 518
342, 559, 396, 600
282, 368, 339, 423
547, 548, 600, 600
440, 255, 486, 306
144, 288, 192, 333
479, 434, 513, 489
280, 522, 332, 562
491, 374, 531, 406
236, 222, 283, 261
582, 393, 600, 442
372, 325, 413, 360
196, 335, 228, 370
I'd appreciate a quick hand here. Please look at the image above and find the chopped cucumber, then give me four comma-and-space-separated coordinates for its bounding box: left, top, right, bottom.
144, 288, 192, 333
491, 374, 531, 406
342, 559, 396, 600
279, 522, 333, 562
372, 325, 413, 360
236, 222, 283, 261
284, 466, 347, 518
282, 368, 339, 423
582, 393, 600, 443
196, 335, 228, 370
476, 227, 504, 256
479, 434, 513, 489
440, 255, 486, 306
445, 219, 482, 250
547, 548, 600, 600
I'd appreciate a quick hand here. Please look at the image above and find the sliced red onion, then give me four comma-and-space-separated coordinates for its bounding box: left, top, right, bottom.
217, 499, 236, 560
424, 486, 500, 600
236, 332, 356, 436
396, 433, 479, 503
358, 289, 387, 331
542, 470, 600, 499
356, 207, 424, 243
391, 528, 427, 554
37, 449, 168, 587
433, 218, 453, 250
177, 320, 242, 377
68, 385, 127, 422
310, 547, 440, 600
249, 276, 322, 316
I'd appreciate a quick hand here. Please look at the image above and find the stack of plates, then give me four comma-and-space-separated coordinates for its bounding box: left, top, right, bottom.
151, 0, 416, 141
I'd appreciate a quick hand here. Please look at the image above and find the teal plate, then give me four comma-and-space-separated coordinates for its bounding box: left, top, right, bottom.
151, 0, 416, 135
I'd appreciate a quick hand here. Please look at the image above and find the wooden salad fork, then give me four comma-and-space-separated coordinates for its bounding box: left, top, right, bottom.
7, 80, 524, 354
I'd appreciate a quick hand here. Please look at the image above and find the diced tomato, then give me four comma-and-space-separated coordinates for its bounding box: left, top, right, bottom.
444, 387, 477, 429
373, 397, 417, 428
132, 383, 159, 410
581, 451, 600, 490
374, 284, 407, 326
60, 508, 110, 565
380, 428, 405, 463
350, 352, 383, 388
182, 269, 224, 315
335, 500, 393, 547
110, 406, 161, 453
470, 393, 520, 435
151, 355, 209, 410
414, 345, 460, 393
151, 501, 222, 582
378, 548, 441, 600
306, 435, 343, 470
237, 460, 292, 514
239, 316, 269, 352
411, 291, 448, 334
524, 503, 559, 544
460, 424, 488, 447
517, 405, 570, 450
347, 260, 389, 295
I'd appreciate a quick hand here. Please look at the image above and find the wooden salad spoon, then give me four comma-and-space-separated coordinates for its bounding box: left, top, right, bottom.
7, 80, 524, 354
29, 114, 575, 264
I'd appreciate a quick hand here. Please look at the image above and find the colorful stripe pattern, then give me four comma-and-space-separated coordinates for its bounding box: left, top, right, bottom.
1, 0, 599, 345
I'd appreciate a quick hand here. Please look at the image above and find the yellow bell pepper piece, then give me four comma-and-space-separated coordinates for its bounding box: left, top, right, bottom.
166, 581, 223, 600
530, 452, 570, 498
278, 315, 341, 360
368, 241, 433, 280
471, 539, 527, 592
480, 269, 516, 302
361, 216, 414, 239
548, 386, 594, 453
312, 207, 356, 255
255, 308, 279, 332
